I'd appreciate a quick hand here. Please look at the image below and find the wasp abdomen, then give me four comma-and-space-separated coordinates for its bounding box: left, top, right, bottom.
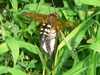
40, 24, 51, 42
40, 23, 57, 56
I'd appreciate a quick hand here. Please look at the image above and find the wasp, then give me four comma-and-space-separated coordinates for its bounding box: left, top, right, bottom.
40, 13, 59, 56
19, 11, 77, 56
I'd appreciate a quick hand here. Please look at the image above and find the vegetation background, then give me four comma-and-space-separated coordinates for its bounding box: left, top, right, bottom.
0, 0, 100, 75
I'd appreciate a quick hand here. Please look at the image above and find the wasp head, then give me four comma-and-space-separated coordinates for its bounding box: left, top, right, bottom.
46, 13, 58, 25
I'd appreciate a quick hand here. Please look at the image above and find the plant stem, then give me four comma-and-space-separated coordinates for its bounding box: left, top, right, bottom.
43, 54, 48, 75
52, 47, 59, 75
43, 66, 45, 75
52, 31, 73, 75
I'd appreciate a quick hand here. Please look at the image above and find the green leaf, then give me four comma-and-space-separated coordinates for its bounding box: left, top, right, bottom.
1, 25, 6, 38
19, 61, 29, 68
89, 26, 100, 52
23, 4, 59, 14
0, 43, 9, 55
10, 0, 18, 11
39, 0, 44, 4
33, 0, 37, 3
0, 66, 26, 75
89, 43, 100, 52
18, 51, 24, 62
28, 60, 37, 68
0, 66, 8, 74
87, 53, 97, 75
96, 26, 100, 43
63, 56, 90, 75
0, 40, 39, 55
62, 8, 76, 20
53, 17, 94, 75
63, 0, 69, 7
6, 38, 19, 66
35, 46, 51, 75
77, 0, 100, 7
57, 17, 94, 51
11, 25, 19, 37
0, 13, 3, 23
17, 41, 38, 54
20, 0, 29, 2
28, 20, 36, 35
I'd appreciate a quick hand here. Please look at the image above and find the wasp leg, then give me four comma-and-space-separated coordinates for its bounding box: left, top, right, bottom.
53, 24, 60, 32
42, 19, 46, 24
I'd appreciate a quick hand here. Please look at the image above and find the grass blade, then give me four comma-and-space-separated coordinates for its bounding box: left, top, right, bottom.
57, 17, 94, 53
89, 26, 100, 52
63, 56, 90, 75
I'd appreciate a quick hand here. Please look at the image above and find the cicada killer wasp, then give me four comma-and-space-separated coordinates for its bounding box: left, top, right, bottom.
40, 13, 59, 57
20, 11, 77, 57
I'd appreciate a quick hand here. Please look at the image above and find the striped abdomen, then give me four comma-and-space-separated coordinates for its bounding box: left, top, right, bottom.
40, 23, 57, 56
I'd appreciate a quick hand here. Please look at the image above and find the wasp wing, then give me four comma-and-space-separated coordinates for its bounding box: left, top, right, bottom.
56, 19, 78, 31
19, 11, 47, 20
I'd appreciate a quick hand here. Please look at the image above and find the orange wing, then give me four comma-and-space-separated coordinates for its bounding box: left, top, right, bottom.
21, 11, 47, 20
56, 19, 78, 30
19, 11, 78, 31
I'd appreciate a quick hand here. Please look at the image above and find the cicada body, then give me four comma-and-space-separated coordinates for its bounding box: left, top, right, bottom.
40, 13, 59, 56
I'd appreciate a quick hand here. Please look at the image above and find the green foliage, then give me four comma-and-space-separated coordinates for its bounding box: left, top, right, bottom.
0, 66, 26, 75
6, 38, 19, 67
0, 0, 100, 75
